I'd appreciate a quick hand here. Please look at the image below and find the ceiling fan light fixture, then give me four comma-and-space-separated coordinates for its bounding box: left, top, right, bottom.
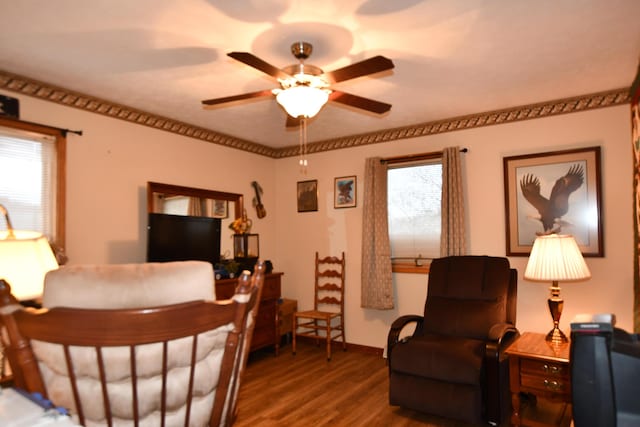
275, 85, 330, 118
202, 42, 394, 124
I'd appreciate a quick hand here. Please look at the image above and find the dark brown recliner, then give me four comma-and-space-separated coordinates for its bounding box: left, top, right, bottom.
387, 256, 519, 426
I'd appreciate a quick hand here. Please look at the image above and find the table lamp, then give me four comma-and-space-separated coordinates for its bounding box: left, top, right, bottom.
524, 234, 591, 344
0, 204, 59, 301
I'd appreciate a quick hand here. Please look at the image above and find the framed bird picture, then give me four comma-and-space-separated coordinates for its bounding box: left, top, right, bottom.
334, 175, 357, 208
503, 146, 603, 256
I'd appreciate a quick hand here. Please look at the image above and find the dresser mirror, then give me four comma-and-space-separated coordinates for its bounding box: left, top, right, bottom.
146, 181, 244, 259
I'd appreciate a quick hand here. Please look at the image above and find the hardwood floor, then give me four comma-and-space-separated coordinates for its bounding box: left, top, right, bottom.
234, 341, 479, 427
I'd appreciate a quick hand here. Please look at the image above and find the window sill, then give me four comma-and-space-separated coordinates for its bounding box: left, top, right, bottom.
392, 262, 431, 274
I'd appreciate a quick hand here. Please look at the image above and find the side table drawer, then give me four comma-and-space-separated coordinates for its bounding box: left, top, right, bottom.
521, 373, 571, 396
521, 359, 569, 378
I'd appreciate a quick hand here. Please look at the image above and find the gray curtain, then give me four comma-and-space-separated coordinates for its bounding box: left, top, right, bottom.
440, 146, 466, 256
361, 157, 394, 309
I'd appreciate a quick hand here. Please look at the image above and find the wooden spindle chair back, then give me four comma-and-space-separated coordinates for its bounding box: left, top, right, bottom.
0, 262, 264, 427
292, 252, 346, 360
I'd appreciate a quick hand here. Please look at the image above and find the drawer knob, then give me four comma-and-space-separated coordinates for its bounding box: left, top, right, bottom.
542, 364, 561, 374
543, 379, 563, 391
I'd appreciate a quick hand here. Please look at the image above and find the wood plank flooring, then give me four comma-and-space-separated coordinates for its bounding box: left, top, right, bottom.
234, 341, 479, 427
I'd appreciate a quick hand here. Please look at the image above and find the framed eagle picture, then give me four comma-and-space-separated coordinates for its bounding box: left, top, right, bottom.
503, 146, 603, 256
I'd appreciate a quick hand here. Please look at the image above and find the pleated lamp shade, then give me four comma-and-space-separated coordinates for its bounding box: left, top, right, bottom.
524, 234, 591, 282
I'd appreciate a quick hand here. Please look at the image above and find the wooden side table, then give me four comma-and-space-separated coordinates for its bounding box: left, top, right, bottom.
505, 332, 572, 427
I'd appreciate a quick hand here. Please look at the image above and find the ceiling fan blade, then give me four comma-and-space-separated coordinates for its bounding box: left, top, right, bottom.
323, 56, 394, 84
228, 52, 292, 80
286, 115, 302, 128
201, 90, 273, 108
329, 90, 392, 114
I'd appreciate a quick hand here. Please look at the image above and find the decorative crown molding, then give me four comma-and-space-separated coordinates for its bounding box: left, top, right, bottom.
0, 69, 277, 157
272, 87, 631, 158
0, 69, 630, 159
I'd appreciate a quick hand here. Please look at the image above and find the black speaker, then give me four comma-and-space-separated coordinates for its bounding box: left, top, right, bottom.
610, 331, 640, 426
0, 95, 19, 118
570, 332, 616, 426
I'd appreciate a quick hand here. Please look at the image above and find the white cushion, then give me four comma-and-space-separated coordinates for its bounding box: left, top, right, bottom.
42, 261, 215, 308
33, 261, 224, 426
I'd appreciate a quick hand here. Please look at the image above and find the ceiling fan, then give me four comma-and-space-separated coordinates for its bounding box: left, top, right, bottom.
201, 41, 394, 126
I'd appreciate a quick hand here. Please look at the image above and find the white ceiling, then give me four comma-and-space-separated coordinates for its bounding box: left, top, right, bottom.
1, 0, 639, 150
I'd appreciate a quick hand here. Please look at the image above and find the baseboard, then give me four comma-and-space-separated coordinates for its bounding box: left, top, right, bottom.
295, 336, 383, 357
347, 342, 384, 357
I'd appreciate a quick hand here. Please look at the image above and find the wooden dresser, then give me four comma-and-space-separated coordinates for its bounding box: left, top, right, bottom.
215, 272, 283, 352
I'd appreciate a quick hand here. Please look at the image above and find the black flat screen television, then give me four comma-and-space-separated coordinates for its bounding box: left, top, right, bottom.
147, 213, 221, 266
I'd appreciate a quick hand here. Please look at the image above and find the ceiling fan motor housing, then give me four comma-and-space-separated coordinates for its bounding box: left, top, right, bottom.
291, 41, 312, 60
282, 63, 324, 78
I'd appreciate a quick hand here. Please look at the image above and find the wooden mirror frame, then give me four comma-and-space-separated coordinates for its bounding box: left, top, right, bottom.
146, 181, 244, 221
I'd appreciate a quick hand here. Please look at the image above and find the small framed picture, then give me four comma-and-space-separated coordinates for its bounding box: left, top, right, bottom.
210, 199, 228, 219
334, 176, 357, 208
297, 180, 318, 212
503, 146, 603, 256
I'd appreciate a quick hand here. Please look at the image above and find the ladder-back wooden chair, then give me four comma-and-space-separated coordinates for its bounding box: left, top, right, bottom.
0, 260, 265, 427
292, 252, 346, 360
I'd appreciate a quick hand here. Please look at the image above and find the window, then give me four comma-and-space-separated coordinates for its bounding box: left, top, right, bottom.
387, 159, 442, 273
0, 117, 66, 247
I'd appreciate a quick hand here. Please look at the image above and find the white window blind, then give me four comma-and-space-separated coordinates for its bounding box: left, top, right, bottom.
0, 126, 57, 240
387, 161, 442, 259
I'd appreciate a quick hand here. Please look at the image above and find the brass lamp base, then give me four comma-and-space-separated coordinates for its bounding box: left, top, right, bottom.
546, 283, 568, 344
546, 325, 568, 344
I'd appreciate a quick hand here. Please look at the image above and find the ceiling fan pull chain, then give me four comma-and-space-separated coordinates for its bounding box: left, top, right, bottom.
299, 117, 308, 174
298, 118, 304, 169
303, 118, 308, 166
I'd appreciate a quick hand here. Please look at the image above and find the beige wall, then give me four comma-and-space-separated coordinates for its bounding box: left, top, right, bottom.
5, 92, 279, 266
274, 105, 634, 349
4, 90, 633, 350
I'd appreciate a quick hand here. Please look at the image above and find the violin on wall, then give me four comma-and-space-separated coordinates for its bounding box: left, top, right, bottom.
251, 181, 266, 219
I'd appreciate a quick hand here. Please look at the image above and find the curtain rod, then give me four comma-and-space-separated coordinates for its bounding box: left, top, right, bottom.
381, 147, 467, 165
0, 116, 83, 137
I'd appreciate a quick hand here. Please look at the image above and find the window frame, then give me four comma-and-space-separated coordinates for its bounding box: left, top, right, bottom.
0, 117, 66, 249
384, 151, 443, 275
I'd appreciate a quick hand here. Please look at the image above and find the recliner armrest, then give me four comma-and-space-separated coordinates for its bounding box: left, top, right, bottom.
387, 315, 424, 363
488, 322, 519, 345
484, 323, 519, 426
485, 322, 519, 363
